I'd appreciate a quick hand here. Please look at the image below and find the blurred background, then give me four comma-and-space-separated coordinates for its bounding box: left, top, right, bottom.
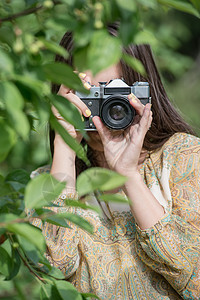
1, 6, 200, 176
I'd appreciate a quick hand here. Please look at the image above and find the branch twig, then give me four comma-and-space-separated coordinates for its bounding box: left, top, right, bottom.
8, 233, 46, 283
0, 5, 43, 23
0, 1, 61, 23
18, 250, 46, 283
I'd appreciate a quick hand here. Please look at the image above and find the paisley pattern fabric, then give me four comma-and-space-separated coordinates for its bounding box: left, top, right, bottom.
29, 133, 200, 299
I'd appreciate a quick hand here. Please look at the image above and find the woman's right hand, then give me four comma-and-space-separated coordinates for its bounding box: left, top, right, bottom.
52, 73, 92, 144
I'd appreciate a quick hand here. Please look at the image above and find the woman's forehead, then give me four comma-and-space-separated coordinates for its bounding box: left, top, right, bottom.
85, 64, 122, 86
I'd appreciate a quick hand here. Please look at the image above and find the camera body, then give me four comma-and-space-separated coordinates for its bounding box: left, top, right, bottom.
76, 79, 151, 130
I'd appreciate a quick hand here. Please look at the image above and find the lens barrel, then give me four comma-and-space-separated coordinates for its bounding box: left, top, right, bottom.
100, 95, 135, 130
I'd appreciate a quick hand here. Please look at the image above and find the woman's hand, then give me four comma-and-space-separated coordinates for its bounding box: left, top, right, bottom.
52, 73, 92, 144
50, 73, 92, 188
93, 94, 152, 177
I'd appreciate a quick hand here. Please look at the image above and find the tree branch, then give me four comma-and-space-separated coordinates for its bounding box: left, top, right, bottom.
8, 233, 46, 283
0, 1, 61, 23
0, 5, 43, 23
17, 249, 46, 283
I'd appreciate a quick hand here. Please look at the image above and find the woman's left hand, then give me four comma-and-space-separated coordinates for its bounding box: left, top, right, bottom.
92, 94, 152, 177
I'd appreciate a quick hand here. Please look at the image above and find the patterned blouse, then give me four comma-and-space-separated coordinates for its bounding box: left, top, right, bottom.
29, 133, 200, 300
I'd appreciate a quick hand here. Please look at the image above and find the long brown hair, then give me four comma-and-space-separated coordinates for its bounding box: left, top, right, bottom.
50, 24, 195, 176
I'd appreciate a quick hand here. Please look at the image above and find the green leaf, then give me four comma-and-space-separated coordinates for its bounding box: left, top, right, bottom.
34, 208, 53, 216
119, 18, 139, 45
5, 169, 30, 191
136, 0, 158, 9
6, 223, 46, 253
73, 45, 89, 73
50, 113, 90, 165
45, 15, 76, 34
98, 193, 130, 204
158, 0, 200, 17
43, 62, 87, 93
38, 38, 69, 58
51, 285, 63, 300
40, 284, 52, 300
0, 26, 15, 46
44, 264, 65, 280
0, 213, 19, 224
0, 82, 23, 111
55, 280, 82, 300
0, 82, 30, 140
32, 95, 50, 125
40, 284, 63, 300
135, 29, 158, 47
13, 74, 50, 97
18, 235, 42, 264
0, 117, 16, 162
6, 169, 30, 185
0, 247, 12, 277
6, 247, 21, 280
0, 49, 14, 75
87, 30, 122, 75
59, 212, 94, 234
189, 0, 200, 11
45, 213, 71, 228
81, 293, 101, 300
43, 209, 95, 231
115, 0, 136, 12
115, 0, 137, 20
122, 53, 146, 76
49, 94, 85, 133
25, 173, 66, 209
60, 0, 75, 5
73, 21, 94, 47
65, 199, 101, 214
19, 236, 65, 279
76, 168, 127, 196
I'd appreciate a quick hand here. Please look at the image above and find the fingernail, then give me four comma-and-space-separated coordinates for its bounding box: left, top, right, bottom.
85, 109, 91, 117
131, 93, 138, 101
129, 93, 138, 103
84, 82, 91, 90
81, 115, 85, 121
128, 93, 137, 103
131, 99, 137, 103
79, 72, 86, 79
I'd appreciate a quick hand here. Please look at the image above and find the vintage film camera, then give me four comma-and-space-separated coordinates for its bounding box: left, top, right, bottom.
76, 79, 151, 130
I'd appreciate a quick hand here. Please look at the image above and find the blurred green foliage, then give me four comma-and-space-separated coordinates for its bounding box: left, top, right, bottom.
0, 0, 200, 299
0, 1, 199, 175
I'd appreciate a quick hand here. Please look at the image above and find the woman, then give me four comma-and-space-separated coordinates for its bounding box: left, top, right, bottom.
31, 24, 200, 299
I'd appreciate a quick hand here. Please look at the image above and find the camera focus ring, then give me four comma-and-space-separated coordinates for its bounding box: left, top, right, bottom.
100, 95, 135, 130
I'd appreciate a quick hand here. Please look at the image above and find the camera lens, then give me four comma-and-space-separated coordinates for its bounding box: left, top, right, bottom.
109, 105, 126, 121
100, 96, 135, 130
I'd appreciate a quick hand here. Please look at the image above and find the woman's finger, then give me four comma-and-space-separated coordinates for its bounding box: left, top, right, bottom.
51, 105, 62, 119
51, 104, 79, 138
147, 110, 153, 130
78, 72, 92, 88
66, 92, 92, 117
128, 93, 145, 116
138, 103, 152, 134
57, 84, 71, 96
57, 83, 92, 118
128, 104, 151, 144
92, 116, 111, 144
